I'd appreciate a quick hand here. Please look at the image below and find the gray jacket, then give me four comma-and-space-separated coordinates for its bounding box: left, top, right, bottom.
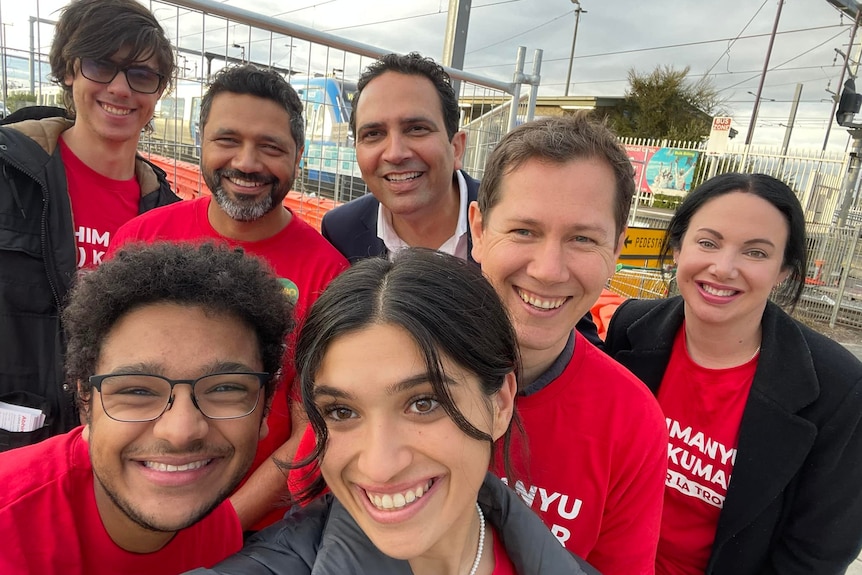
187, 473, 600, 574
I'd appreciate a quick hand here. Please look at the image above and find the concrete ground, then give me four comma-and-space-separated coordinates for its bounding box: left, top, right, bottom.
842, 343, 862, 361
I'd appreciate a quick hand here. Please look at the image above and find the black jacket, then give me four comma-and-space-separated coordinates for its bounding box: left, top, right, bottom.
0, 116, 179, 451
605, 297, 862, 575
186, 472, 601, 574
320, 171, 602, 347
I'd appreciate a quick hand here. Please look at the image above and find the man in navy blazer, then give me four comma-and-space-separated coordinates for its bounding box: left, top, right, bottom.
320, 52, 600, 345
321, 52, 473, 263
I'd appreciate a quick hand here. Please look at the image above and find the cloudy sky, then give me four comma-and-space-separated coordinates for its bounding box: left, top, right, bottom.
1, 0, 855, 150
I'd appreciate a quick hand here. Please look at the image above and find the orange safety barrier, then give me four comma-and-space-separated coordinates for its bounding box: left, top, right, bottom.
590, 289, 627, 341
141, 152, 341, 231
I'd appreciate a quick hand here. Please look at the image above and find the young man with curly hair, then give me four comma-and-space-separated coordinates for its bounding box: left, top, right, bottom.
0, 243, 293, 574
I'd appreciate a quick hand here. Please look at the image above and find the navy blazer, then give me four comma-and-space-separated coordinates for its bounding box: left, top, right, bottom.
320, 171, 602, 347
321, 170, 480, 263
605, 296, 862, 575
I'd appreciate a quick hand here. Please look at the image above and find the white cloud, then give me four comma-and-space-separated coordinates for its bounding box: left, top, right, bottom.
1, 0, 854, 150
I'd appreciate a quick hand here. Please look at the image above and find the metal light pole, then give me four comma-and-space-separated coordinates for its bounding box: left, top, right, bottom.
745, 0, 783, 145
564, 1, 585, 97
231, 43, 245, 63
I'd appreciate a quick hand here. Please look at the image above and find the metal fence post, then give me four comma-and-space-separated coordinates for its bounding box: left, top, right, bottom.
507, 46, 526, 132
525, 49, 542, 123
830, 225, 861, 327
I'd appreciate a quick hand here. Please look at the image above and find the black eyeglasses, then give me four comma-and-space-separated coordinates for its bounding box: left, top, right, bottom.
79, 58, 165, 94
88, 372, 269, 423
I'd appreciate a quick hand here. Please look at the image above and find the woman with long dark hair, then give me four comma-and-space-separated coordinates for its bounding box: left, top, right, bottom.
606, 173, 862, 574
189, 248, 598, 574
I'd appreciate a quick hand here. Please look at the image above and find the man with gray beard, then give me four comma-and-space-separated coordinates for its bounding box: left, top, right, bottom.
110, 65, 349, 532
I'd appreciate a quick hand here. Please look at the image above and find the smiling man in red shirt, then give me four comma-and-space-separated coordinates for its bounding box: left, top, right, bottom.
0, 243, 293, 574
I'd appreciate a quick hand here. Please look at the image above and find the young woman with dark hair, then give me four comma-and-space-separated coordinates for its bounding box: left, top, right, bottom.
188, 248, 598, 575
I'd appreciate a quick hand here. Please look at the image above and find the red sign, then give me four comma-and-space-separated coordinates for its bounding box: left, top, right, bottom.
711, 116, 732, 131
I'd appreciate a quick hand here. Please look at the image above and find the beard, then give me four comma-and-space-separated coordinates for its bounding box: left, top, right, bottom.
93, 467, 230, 533
88, 432, 246, 535
203, 167, 289, 222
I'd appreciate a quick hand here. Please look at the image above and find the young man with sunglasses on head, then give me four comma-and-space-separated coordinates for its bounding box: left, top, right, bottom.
0, 0, 179, 451
0, 242, 294, 574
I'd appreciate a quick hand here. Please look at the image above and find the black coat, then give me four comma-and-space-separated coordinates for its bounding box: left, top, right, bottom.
185, 473, 601, 574
605, 297, 862, 575
319, 171, 602, 347
0, 116, 179, 451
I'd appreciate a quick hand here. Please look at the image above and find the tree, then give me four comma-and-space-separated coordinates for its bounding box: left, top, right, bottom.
608, 65, 727, 142
6, 92, 38, 112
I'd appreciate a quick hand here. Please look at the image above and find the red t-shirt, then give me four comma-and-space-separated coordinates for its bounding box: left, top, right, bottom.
110, 196, 349, 528
500, 333, 667, 575
655, 327, 757, 575
60, 138, 140, 269
291, 334, 666, 575
0, 427, 242, 574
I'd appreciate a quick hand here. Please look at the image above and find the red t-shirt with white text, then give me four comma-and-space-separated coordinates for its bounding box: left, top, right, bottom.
60, 138, 139, 269
656, 327, 757, 575
110, 196, 349, 529
0, 427, 241, 574
498, 333, 667, 575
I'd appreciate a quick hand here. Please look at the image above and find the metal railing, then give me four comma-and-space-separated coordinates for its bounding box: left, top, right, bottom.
138, 0, 540, 203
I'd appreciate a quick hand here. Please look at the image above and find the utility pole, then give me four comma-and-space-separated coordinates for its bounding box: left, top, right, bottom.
442, 0, 472, 96
564, 0, 585, 97
836, 129, 862, 227
745, 0, 783, 146
781, 84, 803, 156
776, 83, 803, 176
824, 9, 862, 151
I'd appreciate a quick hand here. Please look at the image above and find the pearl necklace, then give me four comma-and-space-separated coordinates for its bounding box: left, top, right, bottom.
748, 345, 762, 363
468, 502, 486, 575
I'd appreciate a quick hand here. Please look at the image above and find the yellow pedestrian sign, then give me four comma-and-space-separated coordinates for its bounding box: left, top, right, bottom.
618, 227, 666, 269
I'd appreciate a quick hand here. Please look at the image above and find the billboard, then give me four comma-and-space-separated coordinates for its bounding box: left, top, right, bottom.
625, 144, 700, 197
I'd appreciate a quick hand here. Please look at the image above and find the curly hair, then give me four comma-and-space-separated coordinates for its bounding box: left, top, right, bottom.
49, 0, 175, 116
64, 242, 294, 407
349, 52, 459, 141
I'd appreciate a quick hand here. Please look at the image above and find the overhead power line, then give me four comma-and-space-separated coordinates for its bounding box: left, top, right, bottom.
468, 23, 848, 70
701, 0, 769, 78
